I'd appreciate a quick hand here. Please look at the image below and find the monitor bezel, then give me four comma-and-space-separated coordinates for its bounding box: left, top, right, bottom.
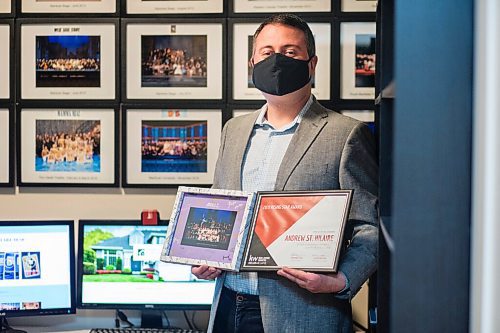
76, 219, 214, 311
0, 220, 76, 318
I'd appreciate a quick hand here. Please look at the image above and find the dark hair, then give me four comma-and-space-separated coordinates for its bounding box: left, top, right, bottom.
253, 13, 316, 58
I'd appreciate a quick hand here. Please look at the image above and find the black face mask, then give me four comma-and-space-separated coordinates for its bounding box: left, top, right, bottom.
252, 53, 312, 96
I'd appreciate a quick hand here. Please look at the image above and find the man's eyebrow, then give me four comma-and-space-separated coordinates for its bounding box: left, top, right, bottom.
257, 43, 303, 50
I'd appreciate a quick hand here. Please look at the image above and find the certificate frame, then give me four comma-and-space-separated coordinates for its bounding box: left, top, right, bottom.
229, 0, 331, 15
124, 0, 224, 15
122, 106, 222, 187
339, 21, 376, 100
229, 18, 332, 102
19, 0, 119, 16
0, 106, 14, 187
17, 106, 119, 187
241, 190, 353, 272
161, 186, 256, 272
0, 19, 13, 103
341, 0, 378, 13
0, 0, 15, 17
17, 18, 119, 103
123, 19, 225, 103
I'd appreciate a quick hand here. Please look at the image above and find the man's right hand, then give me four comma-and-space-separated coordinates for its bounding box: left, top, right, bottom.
191, 265, 222, 280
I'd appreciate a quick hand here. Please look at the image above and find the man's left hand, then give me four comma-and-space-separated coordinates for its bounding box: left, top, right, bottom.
277, 267, 347, 294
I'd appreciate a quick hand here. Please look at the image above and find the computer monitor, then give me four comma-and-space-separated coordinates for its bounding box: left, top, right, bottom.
76, 220, 216, 328
0, 220, 76, 333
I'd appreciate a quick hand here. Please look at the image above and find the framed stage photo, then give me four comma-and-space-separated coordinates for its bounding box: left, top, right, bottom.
0, 21, 12, 102
341, 0, 377, 12
123, 107, 222, 187
241, 190, 353, 272
161, 186, 256, 271
125, 0, 223, 14
20, 0, 118, 14
124, 20, 224, 101
340, 22, 376, 100
230, 20, 331, 101
18, 107, 118, 187
0, 107, 13, 186
18, 19, 118, 101
231, 0, 331, 13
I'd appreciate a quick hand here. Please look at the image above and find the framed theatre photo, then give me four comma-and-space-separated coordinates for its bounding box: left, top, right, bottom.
0, 21, 12, 102
20, 0, 118, 15
18, 107, 118, 187
18, 19, 118, 102
0, 107, 13, 187
241, 190, 353, 272
340, 22, 376, 100
125, 0, 223, 15
161, 186, 256, 271
230, 20, 331, 101
123, 107, 222, 187
230, 0, 331, 14
124, 20, 224, 101
341, 0, 377, 12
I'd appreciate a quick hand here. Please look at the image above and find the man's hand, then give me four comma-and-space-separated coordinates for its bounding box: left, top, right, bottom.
277, 267, 347, 294
191, 265, 222, 280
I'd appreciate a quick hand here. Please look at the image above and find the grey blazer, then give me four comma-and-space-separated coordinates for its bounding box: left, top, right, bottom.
208, 99, 378, 333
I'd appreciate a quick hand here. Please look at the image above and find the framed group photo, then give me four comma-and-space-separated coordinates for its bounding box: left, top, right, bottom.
123, 107, 222, 187
0, 107, 14, 187
17, 107, 118, 187
229, 0, 331, 14
124, 0, 224, 15
17, 19, 119, 102
229, 19, 331, 102
0, 20, 13, 102
340, 21, 376, 100
341, 0, 378, 13
161, 186, 256, 271
19, 0, 119, 15
123, 19, 224, 102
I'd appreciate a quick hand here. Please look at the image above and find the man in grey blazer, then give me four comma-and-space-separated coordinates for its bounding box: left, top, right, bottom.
193, 13, 378, 333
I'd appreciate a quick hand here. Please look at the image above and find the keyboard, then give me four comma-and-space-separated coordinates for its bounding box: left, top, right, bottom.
90, 329, 205, 333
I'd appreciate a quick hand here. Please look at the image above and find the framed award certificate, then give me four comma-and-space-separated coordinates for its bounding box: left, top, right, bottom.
241, 190, 353, 272
161, 187, 256, 271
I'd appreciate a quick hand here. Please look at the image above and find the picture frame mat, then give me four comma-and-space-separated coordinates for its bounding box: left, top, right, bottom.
233, 0, 331, 13
20, 22, 116, 100
0, 24, 9, 99
340, 110, 374, 123
125, 22, 223, 100
126, 0, 223, 14
341, 0, 377, 12
21, 0, 117, 13
0, 1, 11, 14
20, 108, 116, 185
0, 109, 10, 183
125, 108, 222, 185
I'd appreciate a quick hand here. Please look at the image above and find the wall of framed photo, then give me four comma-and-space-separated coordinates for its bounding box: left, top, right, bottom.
1, 0, 376, 331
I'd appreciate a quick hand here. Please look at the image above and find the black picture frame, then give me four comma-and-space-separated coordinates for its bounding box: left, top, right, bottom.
122, 0, 225, 16
0, 0, 15, 18
0, 19, 13, 103
0, 104, 14, 187
122, 104, 223, 188
16, 18, 120, 105
228, 17, 333, 103
17, 105, 119, 187
17, 0, 120, 17
121, 18, 226, 104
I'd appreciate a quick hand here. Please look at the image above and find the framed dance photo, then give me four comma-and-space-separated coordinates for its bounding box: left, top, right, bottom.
123, 19, 224, 102
17, 107, 118, 187
19, 0, 118, 15
0, 107, 14, 187
125, 0, 224, 15
18, 19, 118, 102
341, 0, 378, 13
161, 186, 256, 271
230, 0, 331, 14
0, 20, 13, 102
340, 21, 376, 100
123, 107, 222, 187
230, 19, 331, 102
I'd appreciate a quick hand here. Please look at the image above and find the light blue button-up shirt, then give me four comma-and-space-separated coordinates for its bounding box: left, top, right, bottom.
224, 96, 313, 295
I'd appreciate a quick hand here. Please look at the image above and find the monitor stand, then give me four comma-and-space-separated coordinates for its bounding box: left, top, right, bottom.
140, 310, 163, 328
0, 318, 27, 333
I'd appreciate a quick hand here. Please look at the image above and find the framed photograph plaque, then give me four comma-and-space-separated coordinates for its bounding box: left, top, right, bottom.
161, 186, 256, 271
20, 0, 118, 14
124, 20, 224, 101
18, 19, 118, 101
231, 0, 331, 13
0, 107, 13, 186
230, 20, 331, 101
241, 190, 353, 272
18, 107, 118, 187
125, 0, 224, 15
340, 22, 376, 100
123, 107, 222, 187
0, 21, 12, 102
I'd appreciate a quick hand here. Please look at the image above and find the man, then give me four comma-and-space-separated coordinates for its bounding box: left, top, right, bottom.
193, 13, 378, 333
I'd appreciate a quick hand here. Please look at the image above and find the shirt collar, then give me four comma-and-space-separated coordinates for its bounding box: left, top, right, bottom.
255, 95, 314, 130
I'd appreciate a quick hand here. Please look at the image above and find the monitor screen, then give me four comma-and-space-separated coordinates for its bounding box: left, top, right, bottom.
77, 220, 216, 310
0, 220, 76, 317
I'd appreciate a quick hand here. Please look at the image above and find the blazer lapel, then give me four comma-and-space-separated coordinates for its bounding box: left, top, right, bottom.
274, 101, 328, 191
